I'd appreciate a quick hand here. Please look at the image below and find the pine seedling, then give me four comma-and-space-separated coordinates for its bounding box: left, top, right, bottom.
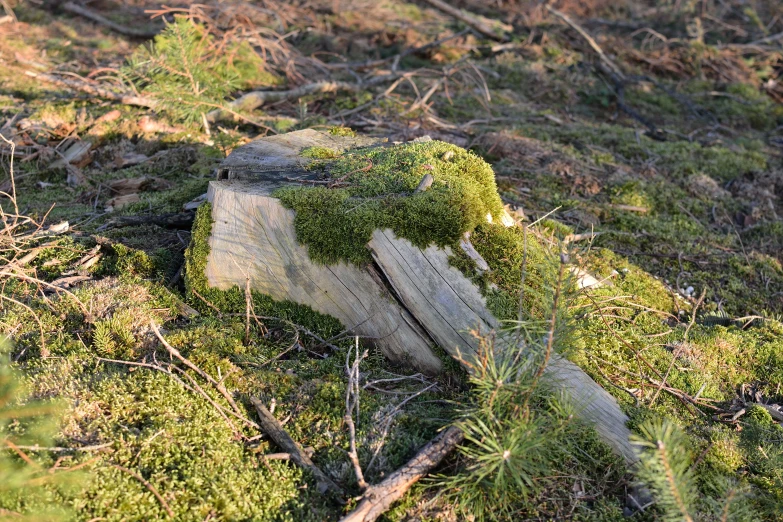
0, 345, 79, 520
632, 419, 697, 522
433, 247, 581, 521
124, 16, 276, 126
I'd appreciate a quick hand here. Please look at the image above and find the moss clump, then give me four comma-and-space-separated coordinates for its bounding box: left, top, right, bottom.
327, 126, 356, 137
300, 146, 342, 159
277, 140, 505, 264
449, 223, 561, 322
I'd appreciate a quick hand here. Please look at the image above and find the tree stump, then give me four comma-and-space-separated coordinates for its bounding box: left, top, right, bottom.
201, 129, 637, 462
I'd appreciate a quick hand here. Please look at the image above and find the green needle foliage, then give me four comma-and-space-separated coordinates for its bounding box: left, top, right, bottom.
0, 344, 79, 521
633, 419, 698, 522
432, 253, 598, 521
124, 16, 277, 125
632, 418, 757, 521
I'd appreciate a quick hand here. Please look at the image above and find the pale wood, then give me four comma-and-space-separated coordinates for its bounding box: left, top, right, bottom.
368, 229, 637, 462
339, 426, 464, 522
204, 129, 637, 463
205, 180, 443, 374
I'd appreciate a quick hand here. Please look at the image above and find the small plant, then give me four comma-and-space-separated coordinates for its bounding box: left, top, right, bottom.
632, 418, 756, 521
0, 344, 79, 520
124, 16, 277, 126
432, 252, 584, 521
92, 313, 137, 359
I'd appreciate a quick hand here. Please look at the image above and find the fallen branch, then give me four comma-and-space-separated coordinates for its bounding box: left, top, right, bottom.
25, 71, 156, 108
150, 321, 243, 416
110, 464, 174, 518
545, 6, 625, 80
339, 425, 464, 522
325, 30, 470, 71
345, 338, 368, 490
419, 0, 510, 42
207, 81, 359, 122
249, 397, 344, 497
61, 2, 160, 38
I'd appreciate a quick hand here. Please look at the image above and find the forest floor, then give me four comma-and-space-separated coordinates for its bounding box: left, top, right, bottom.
1, 0, 783, 520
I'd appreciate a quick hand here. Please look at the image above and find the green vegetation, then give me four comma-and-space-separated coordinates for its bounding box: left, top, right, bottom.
124, 16, 278, 125
0, 345, 80, 521
1, 0, 783, 520
277, 140, 504, 264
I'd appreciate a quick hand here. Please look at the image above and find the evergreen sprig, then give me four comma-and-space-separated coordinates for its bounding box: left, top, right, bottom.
124, 16, 277, 125
0, 344, 79, 520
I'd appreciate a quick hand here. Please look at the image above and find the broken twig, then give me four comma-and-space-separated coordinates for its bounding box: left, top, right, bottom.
339, 426, 464, 522
249, 397, 344, 497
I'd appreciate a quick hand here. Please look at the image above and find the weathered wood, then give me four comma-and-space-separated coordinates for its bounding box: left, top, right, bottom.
216, 128, 379, 184
339, 426, 464, 522
205, 180, 443, 374
203, 129, 637, 463
368, 229, 637, 462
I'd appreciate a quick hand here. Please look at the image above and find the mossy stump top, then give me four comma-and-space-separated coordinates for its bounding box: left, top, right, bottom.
194, 129, 637, 463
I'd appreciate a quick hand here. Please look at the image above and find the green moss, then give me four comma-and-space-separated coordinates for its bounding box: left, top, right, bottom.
327, 126, 356, 137
300, 146, 342, 159
185, 203, 345, 335
277, 140, 505, 264
705, 431, 744, 474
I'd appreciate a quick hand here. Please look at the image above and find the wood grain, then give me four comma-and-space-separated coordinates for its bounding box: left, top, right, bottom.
206, 180, 443, 374
204, 129, 638, 463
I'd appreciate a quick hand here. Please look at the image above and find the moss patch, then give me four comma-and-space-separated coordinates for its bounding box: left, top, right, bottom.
277, 140, 505, 264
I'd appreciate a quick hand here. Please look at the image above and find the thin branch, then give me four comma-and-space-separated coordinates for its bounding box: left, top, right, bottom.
249, 397, 344, 497
61, 2, 160, 38
345, 337, 368, 490
546, 6, 625, 80
419, 0, 510, 42
207, 81, 359, 122
339, 426, 464, 522
25, 71, 156, 108
110, 464, 175, 518
150, 320, 243, 416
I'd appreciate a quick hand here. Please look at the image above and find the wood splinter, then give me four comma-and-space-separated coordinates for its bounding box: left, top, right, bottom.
414, 173, 434, 193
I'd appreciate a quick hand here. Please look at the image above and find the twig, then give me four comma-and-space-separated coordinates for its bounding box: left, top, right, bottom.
365, 382, 437, 473
110, 464, 174, 518
150, 321, 242, 416
0, 294, 47, 358
325, 30, 470, 71
545, 6, 625, 80
249, 397, 344, 497
207, 82, 359, 122
61, 2, 160, 38
25, 71, 156, 108
338, 426, 464, 522
96, 356, 250, 437
0, 270, 90, 317
419, 0, 510, 42
525, 250, 567, 404
10, 442, 113, 452
345, 337, 368, 490
649, 288, 705, 407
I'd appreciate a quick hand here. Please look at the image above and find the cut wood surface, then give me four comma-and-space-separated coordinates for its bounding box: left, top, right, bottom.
204, 129, 637, 462
206, 180, 443, 374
